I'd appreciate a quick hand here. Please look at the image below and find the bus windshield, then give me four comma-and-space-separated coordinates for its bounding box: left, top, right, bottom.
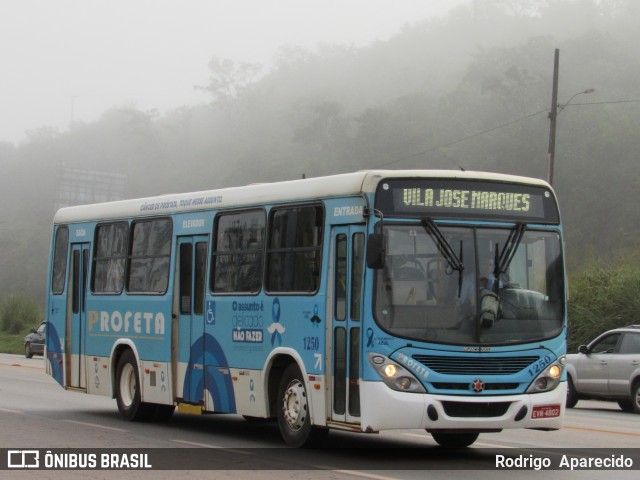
373, 224, 564, 345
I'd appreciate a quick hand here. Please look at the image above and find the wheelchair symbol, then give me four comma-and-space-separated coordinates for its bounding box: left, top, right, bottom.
206, 301, 215, 324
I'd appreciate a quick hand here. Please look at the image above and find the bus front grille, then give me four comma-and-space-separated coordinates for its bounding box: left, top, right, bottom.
432, 382, 520, 392
413, 355, 538, 375
441, 401, 511, 418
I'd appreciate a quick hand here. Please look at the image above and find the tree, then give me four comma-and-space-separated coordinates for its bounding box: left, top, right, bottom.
198, 56, 262, 105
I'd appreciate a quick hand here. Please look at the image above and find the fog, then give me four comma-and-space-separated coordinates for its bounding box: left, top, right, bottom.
1, 0, 640, 304
0, 0, 461, 143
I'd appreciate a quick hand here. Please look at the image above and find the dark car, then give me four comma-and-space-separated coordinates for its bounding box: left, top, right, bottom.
23, 321, 46, 358
566, 325, 640, 413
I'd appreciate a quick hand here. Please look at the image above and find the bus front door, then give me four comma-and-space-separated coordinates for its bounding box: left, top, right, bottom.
175, 236, 208, 404
329, 226, 365, 425
67, 243, 89, 390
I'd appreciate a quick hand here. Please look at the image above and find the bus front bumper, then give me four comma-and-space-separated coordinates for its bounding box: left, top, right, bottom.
359, 380, 566, 433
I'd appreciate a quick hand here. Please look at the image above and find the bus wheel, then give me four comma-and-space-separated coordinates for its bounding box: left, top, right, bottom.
430, 431, 479, 448
566, 377, 578, 408
115, 350, 151, 421
277, 364, 327, 447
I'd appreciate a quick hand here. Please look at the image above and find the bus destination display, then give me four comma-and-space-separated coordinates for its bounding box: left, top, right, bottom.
376, 179, 559, 223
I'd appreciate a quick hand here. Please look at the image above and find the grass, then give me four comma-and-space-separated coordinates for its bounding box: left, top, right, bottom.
0, 329, 29, 355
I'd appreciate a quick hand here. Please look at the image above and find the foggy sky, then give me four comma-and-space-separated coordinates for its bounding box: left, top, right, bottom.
0, 0, 465, 144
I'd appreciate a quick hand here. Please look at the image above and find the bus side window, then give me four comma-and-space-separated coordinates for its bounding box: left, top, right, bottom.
266, 205, 323, 293
211, 209, 265, 294
334, 234, 347, 320
52, 226, 69, 294
92, 222, 128, 294
127, 218, 172, 294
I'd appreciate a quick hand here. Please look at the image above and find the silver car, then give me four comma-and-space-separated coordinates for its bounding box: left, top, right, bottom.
566, 325, 640, 412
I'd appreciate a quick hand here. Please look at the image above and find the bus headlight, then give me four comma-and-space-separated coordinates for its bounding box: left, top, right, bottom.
384, 364, 397, 377
368, 353, 427, 393
526, 356, 564, 394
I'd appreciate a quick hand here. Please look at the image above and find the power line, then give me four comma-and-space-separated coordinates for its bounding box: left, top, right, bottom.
561, 99, 640, 107
378, 108, 548, 169
377, 98, 640, 170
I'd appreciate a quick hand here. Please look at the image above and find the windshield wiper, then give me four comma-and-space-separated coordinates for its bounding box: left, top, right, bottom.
492, 223, 526, 292
422, 218, 465, 296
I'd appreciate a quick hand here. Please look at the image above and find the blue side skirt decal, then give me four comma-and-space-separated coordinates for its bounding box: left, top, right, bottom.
45, 323, 64, 385
183, 333, 236, 413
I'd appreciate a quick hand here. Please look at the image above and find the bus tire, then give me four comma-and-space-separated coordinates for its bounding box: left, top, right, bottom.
566, 376, 578, 409
276, 364, 327, 447
115, 350, 153, 421
430, 431, 479, 448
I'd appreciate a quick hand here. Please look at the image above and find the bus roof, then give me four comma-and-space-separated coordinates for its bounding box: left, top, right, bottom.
53, 169, 552, 224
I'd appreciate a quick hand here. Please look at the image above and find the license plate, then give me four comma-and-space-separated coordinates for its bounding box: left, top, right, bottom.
532, 404, 561, 419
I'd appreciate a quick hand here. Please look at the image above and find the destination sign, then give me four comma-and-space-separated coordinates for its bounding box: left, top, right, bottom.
375, 179, 559, 223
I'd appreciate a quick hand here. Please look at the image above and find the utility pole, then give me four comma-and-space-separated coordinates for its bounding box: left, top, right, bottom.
547, 49, 560, 186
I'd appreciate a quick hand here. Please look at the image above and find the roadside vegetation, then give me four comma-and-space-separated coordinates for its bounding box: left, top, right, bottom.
0, 331, 29, 355
0, 293, 41, 334
567, 251, 640, 352
0, 294, 42, 354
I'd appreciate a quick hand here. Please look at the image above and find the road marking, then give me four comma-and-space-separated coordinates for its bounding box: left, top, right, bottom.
7, 363, 45, 370
171, 439, 251, 455
63, 420, 128, 432
400, 432, 428, 440
0, 358, 46, 371
564, 425, 640, 438
323, 469, 400, 480
474, 441, 515, 448
171, 439, 222, 448
0, 407, 24, 414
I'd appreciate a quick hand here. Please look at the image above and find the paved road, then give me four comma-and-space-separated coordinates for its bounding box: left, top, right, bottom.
1, 353, 638, 480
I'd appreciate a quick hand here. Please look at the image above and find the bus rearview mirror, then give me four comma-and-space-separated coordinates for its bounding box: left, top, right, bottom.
366, 233, 385, 269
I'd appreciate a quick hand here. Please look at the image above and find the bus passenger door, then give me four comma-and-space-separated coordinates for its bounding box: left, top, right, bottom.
67, 243, 89, 390
329, 226, 366, 424
176, 236, 208, 404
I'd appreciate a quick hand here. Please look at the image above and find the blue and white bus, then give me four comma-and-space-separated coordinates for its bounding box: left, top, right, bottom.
45, 170, 567, 447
